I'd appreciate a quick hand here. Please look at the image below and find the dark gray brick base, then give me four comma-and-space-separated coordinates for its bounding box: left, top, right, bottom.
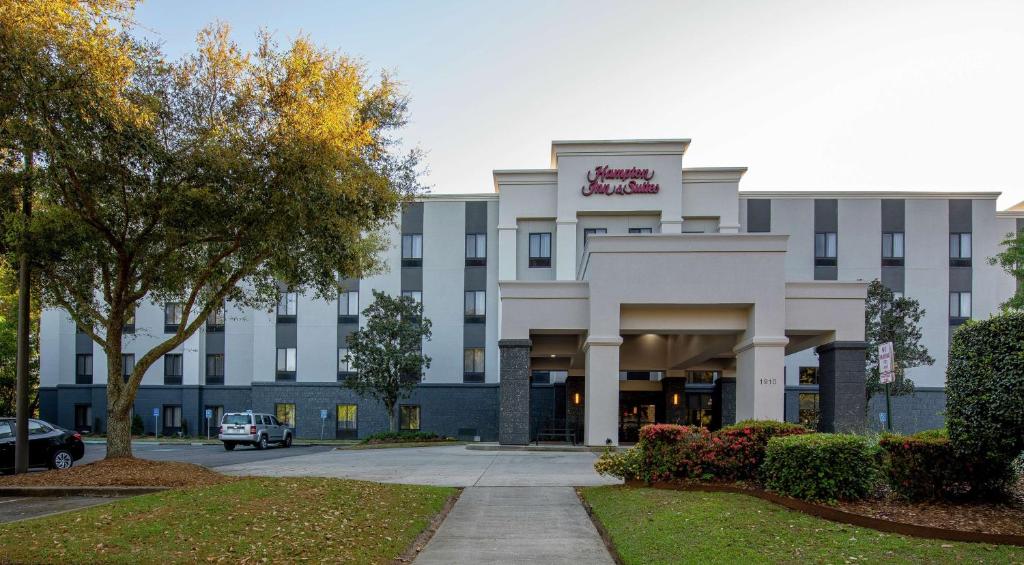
867, 387, 946, 434
498, 339, 531, 445
817, 341, 867, 433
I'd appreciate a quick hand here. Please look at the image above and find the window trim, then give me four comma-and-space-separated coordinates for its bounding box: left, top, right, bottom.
75, 353, 93, 384
276, 347, 297, 381
814, 232, 838, 266
528, 232, 552, 268
163, 353, 183, 385
465, 233, 487, 266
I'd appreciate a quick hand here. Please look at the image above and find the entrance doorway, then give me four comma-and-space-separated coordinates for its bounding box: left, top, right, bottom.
619, 391, 664, 443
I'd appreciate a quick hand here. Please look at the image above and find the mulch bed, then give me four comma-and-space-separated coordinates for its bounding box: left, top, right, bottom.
0, 458, 234, 488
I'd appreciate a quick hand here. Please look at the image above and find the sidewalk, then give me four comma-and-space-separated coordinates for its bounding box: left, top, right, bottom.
414, 486, 614, 565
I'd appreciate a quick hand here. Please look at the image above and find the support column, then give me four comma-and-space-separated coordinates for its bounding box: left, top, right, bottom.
555, 220, 576, 280
816, 341, 866, 433
584, 337, 621, 446
498, 339, 531, 445
734, 337, 788, 422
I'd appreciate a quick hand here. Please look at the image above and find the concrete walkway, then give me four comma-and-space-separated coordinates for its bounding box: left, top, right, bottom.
414, 486, 615, 565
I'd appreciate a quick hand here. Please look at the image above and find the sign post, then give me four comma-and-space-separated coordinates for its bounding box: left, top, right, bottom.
152, 407, 160, 438
319, 409, 328, 441
205, 408, 213, 440
879, 342, 895, 432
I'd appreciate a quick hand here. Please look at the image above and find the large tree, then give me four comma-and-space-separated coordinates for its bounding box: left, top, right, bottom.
12, 13, 420, 458
988, 229, 1024, 311
344, 291, 432, 432
864, 279, 934, 406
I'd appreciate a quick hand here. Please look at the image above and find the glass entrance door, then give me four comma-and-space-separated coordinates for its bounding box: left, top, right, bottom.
618, 391, 664, 443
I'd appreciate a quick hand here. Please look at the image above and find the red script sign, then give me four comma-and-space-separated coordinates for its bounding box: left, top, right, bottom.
581, 165, 660, 196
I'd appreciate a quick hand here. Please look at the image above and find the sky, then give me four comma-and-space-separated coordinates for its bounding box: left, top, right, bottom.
134, 0, 1024, 209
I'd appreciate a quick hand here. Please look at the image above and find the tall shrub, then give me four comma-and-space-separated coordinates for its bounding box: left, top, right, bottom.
634, 424, 711, 483
762, 434, 879, 503
712, 420, 810, 481
946, 312, 1024, 495
879, 429, 996, 501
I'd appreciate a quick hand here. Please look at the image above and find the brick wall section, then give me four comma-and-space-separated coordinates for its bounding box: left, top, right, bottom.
530, 384, 555, 440
498, 339, 531, 444
816, 341, 867, 433
565, 376, 584, 441
867, 388, 946, 434
713, 377, 736, 427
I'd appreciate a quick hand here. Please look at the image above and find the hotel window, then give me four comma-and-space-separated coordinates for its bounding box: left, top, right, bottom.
528, 232, 551, 268
338, 347, 353, 379
163, 353, 183, 385
798, 393, 820, 428
121, 354, 134, 383
583, 228, 607, 245
400, 405, 421, 431
814, 232, 837, 266
162, 405, 182, 433
206, 354, 225, 385
75, 354, 93, 384
949, 233, 972, 266
124, 308, 135, 334
950, 291, 971, 321
628, 227, 653, 234
799, 366, 818, 385
687, 393, 713, 428
164, 302, 183, 333
74, 404, 93, 432
276, 291, 297, 320
464, 291, 485, 323
336, 404, 358, 439
401, 290, 422, 305
463, 348, 485, 383
881, 232, 905, 266
465, 233, 486, 266
207, 306, 225, 332
685, 370, 718, 384
275, 403, 296, 427
276, 347, 296, 381
338, 290, 359, 323
402, 234, 423, 266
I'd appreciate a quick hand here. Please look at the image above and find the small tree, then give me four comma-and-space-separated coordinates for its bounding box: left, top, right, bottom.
864, 280, 934, 406
344, 291, 431, 432
988, 229, 1024, 311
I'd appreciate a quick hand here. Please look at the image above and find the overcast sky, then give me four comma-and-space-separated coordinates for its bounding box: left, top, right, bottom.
135, 0, 1024, 209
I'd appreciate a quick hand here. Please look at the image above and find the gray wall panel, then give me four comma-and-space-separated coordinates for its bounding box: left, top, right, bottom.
949, 199, 972, 232
401, 202, 423, 233
275, 322, 297, 348
464, 322, 486, 347
881, 266, 905, 292
814, 199, 838, 232
815, 266, 838, 281
401, 267, 423, 291
464, 266, 486, 291
746, 199, 771, 233
881, 199, 905, 231
949, 266, 972, 292
75, 332, 93, 353
205, 331, 225, 355
465, 201, 488, 233
337, 324, 357, 347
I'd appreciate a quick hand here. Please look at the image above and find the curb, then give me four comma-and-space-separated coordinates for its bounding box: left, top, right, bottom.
465, 444, 610, 453
0, 486, 169, 497
625, 481, 1024, 547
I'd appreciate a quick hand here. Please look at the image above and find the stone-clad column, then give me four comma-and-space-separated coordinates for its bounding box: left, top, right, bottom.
816, 341, 867, 433
499, 339, 532, 445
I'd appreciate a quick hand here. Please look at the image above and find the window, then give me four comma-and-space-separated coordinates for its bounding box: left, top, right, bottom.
163, 353, 183, 385
531, 370, 567, 384
277, 291, 297, 319
164, 302, 183, 332
206, 354, 225, 385
275, 403, 296, 427
583, 228, 607, 245
74, 405, 93, 432
628, 227, 653, 234
528, 232, 551, 268
464, 290, 485, 322
400, 405, 421, 431
338, 290, 359, 322
28, 420, 52, 435
799, 367, 819, 385
463, 348, 485, 382
949, 233, 972, 266
75, 354, 93, 384
162, 405, 182, 431
207, 306, 225, 332
203, 405, 223, 434
950, 291, 972, 320
276, 348, 296, 380
798, 393, 820, 428
814, 232, 837, 266
401, 290, 422, 305
686, 393, 713, 427
684, 370, 718, 384
121, 354, 134, 383
881, 232, 905, 266
337, 347, 353, 378
402, 234, 423, 266
0, 421, 11, 439
336, 404, 357, 439
124, 309, 135, 334
465, 233, 486, 266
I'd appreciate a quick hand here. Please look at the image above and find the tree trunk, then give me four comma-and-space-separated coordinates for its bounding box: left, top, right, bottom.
105, 401, 133, 458
14, 149, 32, 474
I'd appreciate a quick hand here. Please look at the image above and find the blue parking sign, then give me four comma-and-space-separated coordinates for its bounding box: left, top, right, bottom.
319, 409, 328, 419
205, 409, 213, 419
152, 407, 159, 417
879, 412, 887, 424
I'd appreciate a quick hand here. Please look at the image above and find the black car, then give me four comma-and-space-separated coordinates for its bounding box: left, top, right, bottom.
0, 418, 85, 473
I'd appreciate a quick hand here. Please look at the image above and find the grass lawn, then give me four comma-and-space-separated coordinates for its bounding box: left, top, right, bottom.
580, 486, 1024, 565
0, 477, 455, 564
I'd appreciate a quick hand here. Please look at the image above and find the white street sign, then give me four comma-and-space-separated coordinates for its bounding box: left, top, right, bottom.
879, 342, 894, 384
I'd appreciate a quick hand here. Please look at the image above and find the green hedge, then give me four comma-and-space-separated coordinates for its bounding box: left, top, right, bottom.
879, 429, 1014, 501
360, 431, 445, 444
712, 421, 810, 481
762, 434, 879, 502
946, 312, 1024, 496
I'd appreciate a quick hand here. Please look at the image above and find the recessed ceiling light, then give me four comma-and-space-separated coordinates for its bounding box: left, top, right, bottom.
550, 354, 556, 358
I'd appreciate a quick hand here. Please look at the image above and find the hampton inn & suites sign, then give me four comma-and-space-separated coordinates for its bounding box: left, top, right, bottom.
581, 165, 660, 196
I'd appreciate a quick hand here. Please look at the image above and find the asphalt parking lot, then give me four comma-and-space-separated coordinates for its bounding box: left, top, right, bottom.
0, 495, 122, 523
77, 442, 335, 468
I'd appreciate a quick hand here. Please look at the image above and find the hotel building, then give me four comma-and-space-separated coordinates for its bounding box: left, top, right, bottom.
39, 139, 1022, 445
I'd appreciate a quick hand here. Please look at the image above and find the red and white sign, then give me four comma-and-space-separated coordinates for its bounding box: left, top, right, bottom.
879, 342, 894, 384
581, 165, 660, 196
